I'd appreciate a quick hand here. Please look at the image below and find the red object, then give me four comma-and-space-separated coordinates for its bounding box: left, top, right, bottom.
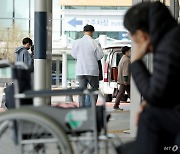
111, 67, 118, 81
104, 63, 109, 82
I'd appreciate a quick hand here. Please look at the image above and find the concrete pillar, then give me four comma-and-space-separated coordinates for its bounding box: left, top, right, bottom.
130, 78, 141, 137
46, 59, 52, 104
61, 34, 68, 88
61, 6, 65, 37
46, 0, 52, 105
34, 0, 52, 106
130, 0, 155, 137
130, 0, 145, 137
62, 53, 67, 88
34, 60, 46, 106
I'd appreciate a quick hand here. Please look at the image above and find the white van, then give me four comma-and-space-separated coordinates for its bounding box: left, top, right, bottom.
102, 41, 131, 102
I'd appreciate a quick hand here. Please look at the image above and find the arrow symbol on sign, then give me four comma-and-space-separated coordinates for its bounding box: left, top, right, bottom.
68, 18, 83, 27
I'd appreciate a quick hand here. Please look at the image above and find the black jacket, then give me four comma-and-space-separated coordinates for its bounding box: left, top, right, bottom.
131, 2, 180, 108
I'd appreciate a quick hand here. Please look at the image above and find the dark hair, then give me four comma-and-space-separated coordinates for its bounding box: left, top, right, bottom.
83, 25, 95, 32
122, 46, 131, 55
123, 2, 150, 34
22, 37, 33, 46
31, 45, 34, 51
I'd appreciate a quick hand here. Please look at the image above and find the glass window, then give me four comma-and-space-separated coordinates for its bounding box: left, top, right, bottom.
0, 19, 13, 29
101, 6, 117, 10
93, 32, 104, 39
117, 6, 129, 10
85, 6, 101, 10
65, 6, 70, 9
51, 60, 62, 85
30, 0, 34, 19
52, 60, 56, 85
65, 6, 86, 10
67, 57, 76, 80
0, 0, 13, 18
0, 67, 12, 78
65, 31, 84, 40
105, 32, 118, 39
15, 19, 30, 32
65, 31, 128, 41
15, 0, 29, 18
30, 19, 34, 35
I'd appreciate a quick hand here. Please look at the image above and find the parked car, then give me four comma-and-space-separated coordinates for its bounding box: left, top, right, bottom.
102, 41, 131, 102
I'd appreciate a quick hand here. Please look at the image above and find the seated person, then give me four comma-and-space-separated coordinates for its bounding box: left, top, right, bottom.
123, 2, 180, 154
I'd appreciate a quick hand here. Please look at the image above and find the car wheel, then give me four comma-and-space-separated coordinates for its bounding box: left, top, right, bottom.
104, 94, 112, 102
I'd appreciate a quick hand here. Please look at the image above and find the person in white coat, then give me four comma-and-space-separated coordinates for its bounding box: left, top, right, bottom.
71, 25, 104, 106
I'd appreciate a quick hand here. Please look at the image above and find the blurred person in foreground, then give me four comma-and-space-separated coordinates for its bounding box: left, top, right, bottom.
123, 1, 180, 154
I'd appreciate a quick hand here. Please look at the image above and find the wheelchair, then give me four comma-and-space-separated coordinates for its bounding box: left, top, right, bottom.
0, 60, 122, 154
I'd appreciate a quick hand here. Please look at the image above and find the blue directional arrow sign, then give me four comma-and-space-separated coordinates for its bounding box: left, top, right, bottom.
68, 18, 83, 27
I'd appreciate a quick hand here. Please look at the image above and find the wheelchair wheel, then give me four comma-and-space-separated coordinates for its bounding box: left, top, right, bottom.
0, 108, 73, 154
